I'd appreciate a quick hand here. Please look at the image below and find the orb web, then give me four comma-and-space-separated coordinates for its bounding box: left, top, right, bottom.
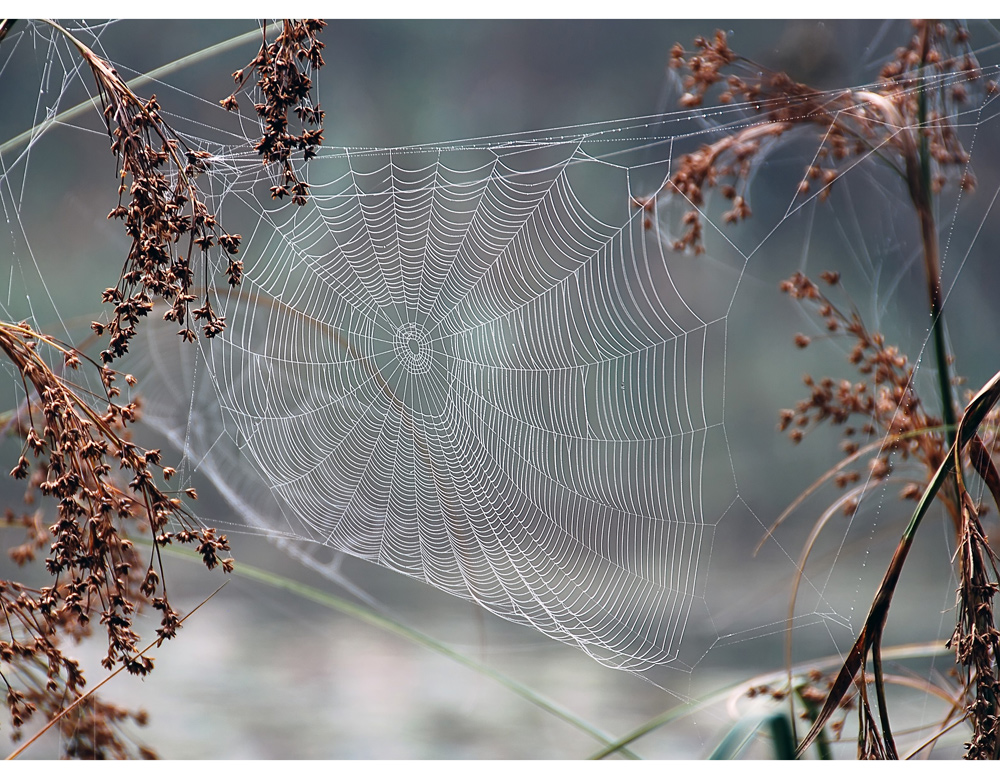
129, 136, 733, 672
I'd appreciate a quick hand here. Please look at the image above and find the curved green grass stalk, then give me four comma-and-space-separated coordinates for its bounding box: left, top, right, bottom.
708, 712, 795, 760
768, 711, 797, 760
160, 545, 639, 758
709, 715, 767, 760
0, 21, 280, 158
915, 28, 958, 456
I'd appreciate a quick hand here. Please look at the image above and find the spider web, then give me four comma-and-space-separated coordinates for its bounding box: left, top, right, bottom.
4, 20, 1000, 688
131, 135, 732, 673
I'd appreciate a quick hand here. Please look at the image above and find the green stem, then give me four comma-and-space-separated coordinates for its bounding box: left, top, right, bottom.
915, 24, 957, 454
795, 683, 833, 760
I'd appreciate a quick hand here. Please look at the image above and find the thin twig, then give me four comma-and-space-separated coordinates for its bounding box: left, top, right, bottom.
5, 582, 227, 760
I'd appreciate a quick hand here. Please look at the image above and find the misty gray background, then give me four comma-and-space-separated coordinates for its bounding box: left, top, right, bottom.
1, 19, 999, 758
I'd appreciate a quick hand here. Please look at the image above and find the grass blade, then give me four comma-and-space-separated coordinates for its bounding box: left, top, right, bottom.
768, 711, 797, 760
709, 716, 764, 760
707, 712, 795, 759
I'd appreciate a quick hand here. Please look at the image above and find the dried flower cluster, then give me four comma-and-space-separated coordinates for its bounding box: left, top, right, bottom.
0, 569, 154, 758
0, 322, 232, 753
747, 668, 848, 714
651, 21, 993, 254
878, 21, 988, 193
222, 20, 326, 205
777, 271, 950, 520
59, 26, 244, 361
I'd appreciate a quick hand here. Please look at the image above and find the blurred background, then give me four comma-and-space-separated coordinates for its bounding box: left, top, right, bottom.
2, 19, 1000, 758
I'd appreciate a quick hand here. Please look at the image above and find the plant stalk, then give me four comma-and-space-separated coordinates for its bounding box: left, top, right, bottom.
910, 26, 957, 454
914, 89, 957, 454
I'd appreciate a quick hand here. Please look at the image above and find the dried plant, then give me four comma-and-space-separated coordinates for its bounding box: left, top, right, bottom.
663, 21, 1000, 759
0, 19, 324, 758
221, 19, 326, 205
41, 21, 244, 361
777, 272, 952, 526
658, 23, 987, 253
0, 321, 233, 755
